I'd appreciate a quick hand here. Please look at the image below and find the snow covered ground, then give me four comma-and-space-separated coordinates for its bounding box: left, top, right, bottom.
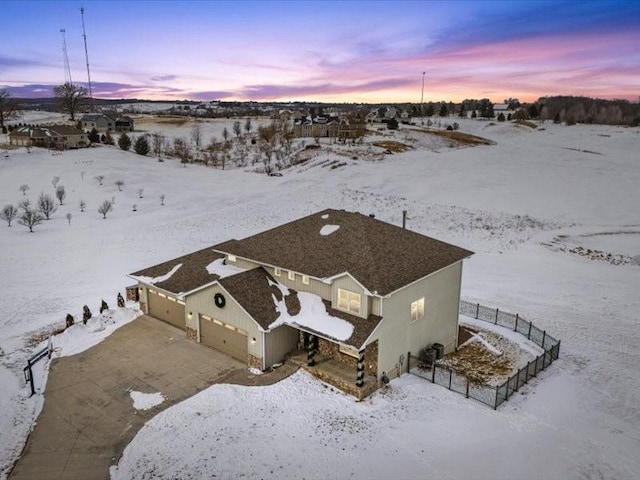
1, 117, 639, 479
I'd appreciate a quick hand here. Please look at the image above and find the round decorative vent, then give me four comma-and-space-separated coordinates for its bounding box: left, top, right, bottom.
214, 293, 226, 308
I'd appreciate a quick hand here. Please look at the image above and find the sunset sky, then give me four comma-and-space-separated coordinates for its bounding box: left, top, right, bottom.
2, 0, 639, 103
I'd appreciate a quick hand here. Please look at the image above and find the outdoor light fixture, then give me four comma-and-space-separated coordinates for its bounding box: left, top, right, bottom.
188, 312, 193, 320
251, 337, 256, 344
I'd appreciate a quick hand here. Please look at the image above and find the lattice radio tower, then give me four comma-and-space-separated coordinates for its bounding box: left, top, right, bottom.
80, 6, 95, 111
60, 28, 73, 85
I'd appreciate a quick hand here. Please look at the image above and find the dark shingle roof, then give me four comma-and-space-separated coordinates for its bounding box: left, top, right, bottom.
219, 267, 382, 348
215, 209, 473, 295
130, 247, 225, 294
48, 125, 84, 135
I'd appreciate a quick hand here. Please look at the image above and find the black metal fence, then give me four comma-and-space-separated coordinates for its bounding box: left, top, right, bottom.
407, 300, 561, 409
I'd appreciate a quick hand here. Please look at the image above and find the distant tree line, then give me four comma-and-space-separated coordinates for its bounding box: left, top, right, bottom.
533, 96, 639, 126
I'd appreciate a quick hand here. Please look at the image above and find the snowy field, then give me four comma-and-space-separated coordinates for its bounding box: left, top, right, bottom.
1, 117, 639, 479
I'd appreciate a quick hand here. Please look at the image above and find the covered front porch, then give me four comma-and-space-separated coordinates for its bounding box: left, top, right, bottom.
287, 332, 379, 400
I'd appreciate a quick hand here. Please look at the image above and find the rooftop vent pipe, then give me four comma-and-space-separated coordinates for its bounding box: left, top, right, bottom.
402, 210, 407, 229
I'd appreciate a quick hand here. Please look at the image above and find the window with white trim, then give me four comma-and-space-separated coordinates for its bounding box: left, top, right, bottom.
274, 267, 281, 277
228, 254, 236, 262
411, 297, 425, 322
338, 288, 361, 314
302, 274, 309, 285
288, 270, 295, 281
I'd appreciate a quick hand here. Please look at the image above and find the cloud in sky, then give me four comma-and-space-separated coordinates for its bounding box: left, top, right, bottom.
2, 0, 639, 102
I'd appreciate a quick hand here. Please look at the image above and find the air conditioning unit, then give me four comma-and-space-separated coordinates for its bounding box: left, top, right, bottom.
419, 347, 437, 366
432, 343, 444, 360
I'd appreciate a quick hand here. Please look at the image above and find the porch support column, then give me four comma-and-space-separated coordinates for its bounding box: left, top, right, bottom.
356, 350, 365, 387
307, 334, 316, 367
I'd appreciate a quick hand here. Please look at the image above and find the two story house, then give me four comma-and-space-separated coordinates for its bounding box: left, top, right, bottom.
129, 209, 472, 397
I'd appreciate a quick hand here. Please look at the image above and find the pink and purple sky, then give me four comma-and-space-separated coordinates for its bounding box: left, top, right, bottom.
2, 0, 639, 103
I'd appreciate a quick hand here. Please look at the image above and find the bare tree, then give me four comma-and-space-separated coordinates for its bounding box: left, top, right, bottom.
160, 194, 165, 206
132, 204, 137, 212
37, 192, 57, 220
98, 200, 113, 219
152, 132, 165, 159
94, 175, 104, 186
18, 198, 31, 212
18, 210, 44, 232
55, 185, 66, 205
0, 88, 20, 131
79, 199, 86, 212
1, 204, 18, 227
115, 180, 125, 191
173, 137, 191, 166
233, 121, 242, 139
66, 212, 72, 225
190, 124, 202, 153
53, 82, 87, 121
137, 188, 144, 199
19, 184, 30, 195
80, 170, 86, 181
222, 127, 229, 143
244, 118, 252, 135
51, 176, 60, 188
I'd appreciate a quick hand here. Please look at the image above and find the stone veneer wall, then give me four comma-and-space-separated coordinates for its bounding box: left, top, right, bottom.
304, 335, 378, 377
186, 327, 197, 341
248, 354, 262, 371
139, 301, 147, 314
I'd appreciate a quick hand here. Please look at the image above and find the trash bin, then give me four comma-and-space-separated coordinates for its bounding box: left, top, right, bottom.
432, 343, 444, 360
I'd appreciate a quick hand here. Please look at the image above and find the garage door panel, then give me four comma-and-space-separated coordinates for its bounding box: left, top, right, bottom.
200, 317, 247, 361
148, 291, 185, 330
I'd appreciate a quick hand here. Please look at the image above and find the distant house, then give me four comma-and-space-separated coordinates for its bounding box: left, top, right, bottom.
80, 114, 115, 133
493, 103, 511, 118
79, 113, 134, 133
130, 209, 473, 398
9, 125, 87, 149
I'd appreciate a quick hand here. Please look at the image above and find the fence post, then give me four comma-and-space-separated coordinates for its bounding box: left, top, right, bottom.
448, 369, 452, 390
542, 330, 547, 349
465, 378, 469, 398
431, 364, 436, 383
557, 340, 561, 359
527, 322, 532, 339
494, 386, 499, 409
476, 303, 479, 319
515, 369, 520, 391
407, 352, 411, 374
495, 308, 499, 324
514, 314, 519, 331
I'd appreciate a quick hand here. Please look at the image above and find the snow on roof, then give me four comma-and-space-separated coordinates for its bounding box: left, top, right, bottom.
131, 263, 182, 285
321, 213, 329, 219
320, 224, 340, 236
268, 280, 354, 342
206, 258, 244, 278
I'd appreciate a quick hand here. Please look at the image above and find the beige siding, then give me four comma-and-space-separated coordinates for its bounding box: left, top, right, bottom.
264, 325, 299, 367
138, 284, 149, 313
372, 261, 463, 381
272, 268, 332, 299
186, 284, 262, 358
331, 275, 369, 319
370, 297, 382, 316
227, 256, 259, 270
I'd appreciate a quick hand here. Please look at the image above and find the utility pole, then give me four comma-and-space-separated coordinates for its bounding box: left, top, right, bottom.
80, 6, 94, 112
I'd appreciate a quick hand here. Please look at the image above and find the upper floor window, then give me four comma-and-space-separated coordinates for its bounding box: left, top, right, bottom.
227, 254, 236, 262
274, 267, 281, 277
338, 288, 361, 314
411, 297, 425, 322
288, 270, 295, 281
302, 274, 309, 285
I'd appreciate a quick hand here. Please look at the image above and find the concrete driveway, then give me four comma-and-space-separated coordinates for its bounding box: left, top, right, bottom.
9, 315, 296, 480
